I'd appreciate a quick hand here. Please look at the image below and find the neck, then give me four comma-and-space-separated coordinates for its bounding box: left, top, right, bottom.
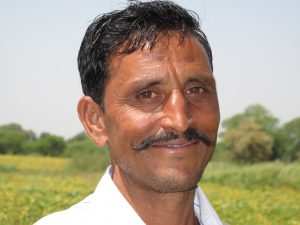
112, 165, 198, 225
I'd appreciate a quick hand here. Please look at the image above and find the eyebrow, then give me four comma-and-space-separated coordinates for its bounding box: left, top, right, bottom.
128, 73, 216, 89
131, 80, 164, 92
186, 75, 216, 88
129, 75, 166, 88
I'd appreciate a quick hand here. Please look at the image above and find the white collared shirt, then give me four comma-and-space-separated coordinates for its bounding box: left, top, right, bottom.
34, 166, 223, 225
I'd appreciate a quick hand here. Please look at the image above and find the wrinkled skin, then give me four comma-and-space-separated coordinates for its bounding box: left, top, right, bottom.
100, 34, 220, 193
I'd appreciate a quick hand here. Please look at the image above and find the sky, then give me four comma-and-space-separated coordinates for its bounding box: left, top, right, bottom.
0, 0, 299, 139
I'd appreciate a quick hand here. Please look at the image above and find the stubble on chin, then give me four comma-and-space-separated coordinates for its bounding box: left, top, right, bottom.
116, 159, 204, 194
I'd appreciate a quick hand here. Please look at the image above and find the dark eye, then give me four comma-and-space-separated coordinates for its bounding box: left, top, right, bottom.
186, 86, 205, 95
137, 90, 158, 99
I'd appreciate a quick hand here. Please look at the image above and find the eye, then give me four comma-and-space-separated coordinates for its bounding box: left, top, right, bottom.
186, 86, 205, 95
137, 90, 158, 99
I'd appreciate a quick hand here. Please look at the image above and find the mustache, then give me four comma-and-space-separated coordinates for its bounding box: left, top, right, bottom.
132, 128, 213, 152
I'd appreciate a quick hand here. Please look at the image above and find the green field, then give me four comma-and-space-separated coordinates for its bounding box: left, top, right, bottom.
0, 155, 299, 225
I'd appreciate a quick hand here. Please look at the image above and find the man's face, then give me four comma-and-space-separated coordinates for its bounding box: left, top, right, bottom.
102, 34, 220, 193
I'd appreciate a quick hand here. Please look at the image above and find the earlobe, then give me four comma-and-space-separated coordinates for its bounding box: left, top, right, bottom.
77, 96, 108, 147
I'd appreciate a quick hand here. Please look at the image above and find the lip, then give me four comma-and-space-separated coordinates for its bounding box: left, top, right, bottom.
151, 140, 199, 150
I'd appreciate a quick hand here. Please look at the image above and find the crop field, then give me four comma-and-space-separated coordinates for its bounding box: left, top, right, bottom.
0, 155, 300, 225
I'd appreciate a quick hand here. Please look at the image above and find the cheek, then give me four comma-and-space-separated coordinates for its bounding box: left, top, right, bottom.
191, 102, 220, 132
207, 103, 220, 126
106, 106, 161, 144
106, 108, 161, 166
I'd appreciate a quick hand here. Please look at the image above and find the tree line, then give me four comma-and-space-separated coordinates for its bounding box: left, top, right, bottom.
0, 104, 299, 163
215, 104, 300, 162
0, 124, 110, 171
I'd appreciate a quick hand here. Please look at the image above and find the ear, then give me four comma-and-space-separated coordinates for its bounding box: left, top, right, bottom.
77, 96, 108, 147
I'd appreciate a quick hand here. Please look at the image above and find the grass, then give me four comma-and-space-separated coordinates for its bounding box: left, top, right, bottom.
202, 161, 300, 190
0, 155, 299, 225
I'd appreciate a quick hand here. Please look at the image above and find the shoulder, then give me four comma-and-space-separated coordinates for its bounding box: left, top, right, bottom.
33, 166, 145, 225
33, 210, 76, 225
33, 206, 98, 225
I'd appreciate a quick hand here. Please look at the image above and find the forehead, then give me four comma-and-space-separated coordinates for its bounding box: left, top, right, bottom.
108, 34, 211, 77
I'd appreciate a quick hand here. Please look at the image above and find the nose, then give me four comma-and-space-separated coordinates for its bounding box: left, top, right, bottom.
160, 90, 191, 132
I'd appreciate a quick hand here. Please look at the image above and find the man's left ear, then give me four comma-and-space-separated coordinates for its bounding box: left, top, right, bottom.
77, 96, 108, 147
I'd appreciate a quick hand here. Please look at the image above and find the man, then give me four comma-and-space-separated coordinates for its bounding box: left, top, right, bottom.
35, 1, 224, 224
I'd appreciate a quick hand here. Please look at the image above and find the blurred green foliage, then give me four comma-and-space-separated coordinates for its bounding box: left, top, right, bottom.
217, 104, 300, 163
222, 120, 273, 162
0, 123, 35, 154
24, 133, 65, 156
222, 104, 279, 134
274, 118, 300, 161
64, 135, 110, 172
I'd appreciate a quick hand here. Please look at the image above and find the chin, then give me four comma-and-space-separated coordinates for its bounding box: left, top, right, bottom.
144, 169, 204, 193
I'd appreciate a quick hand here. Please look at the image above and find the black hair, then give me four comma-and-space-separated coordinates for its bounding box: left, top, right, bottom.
78, 0, 213, 109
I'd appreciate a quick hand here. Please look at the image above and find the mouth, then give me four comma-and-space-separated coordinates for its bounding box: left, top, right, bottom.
132, 128, 213, 152
151, 139, 199, 149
